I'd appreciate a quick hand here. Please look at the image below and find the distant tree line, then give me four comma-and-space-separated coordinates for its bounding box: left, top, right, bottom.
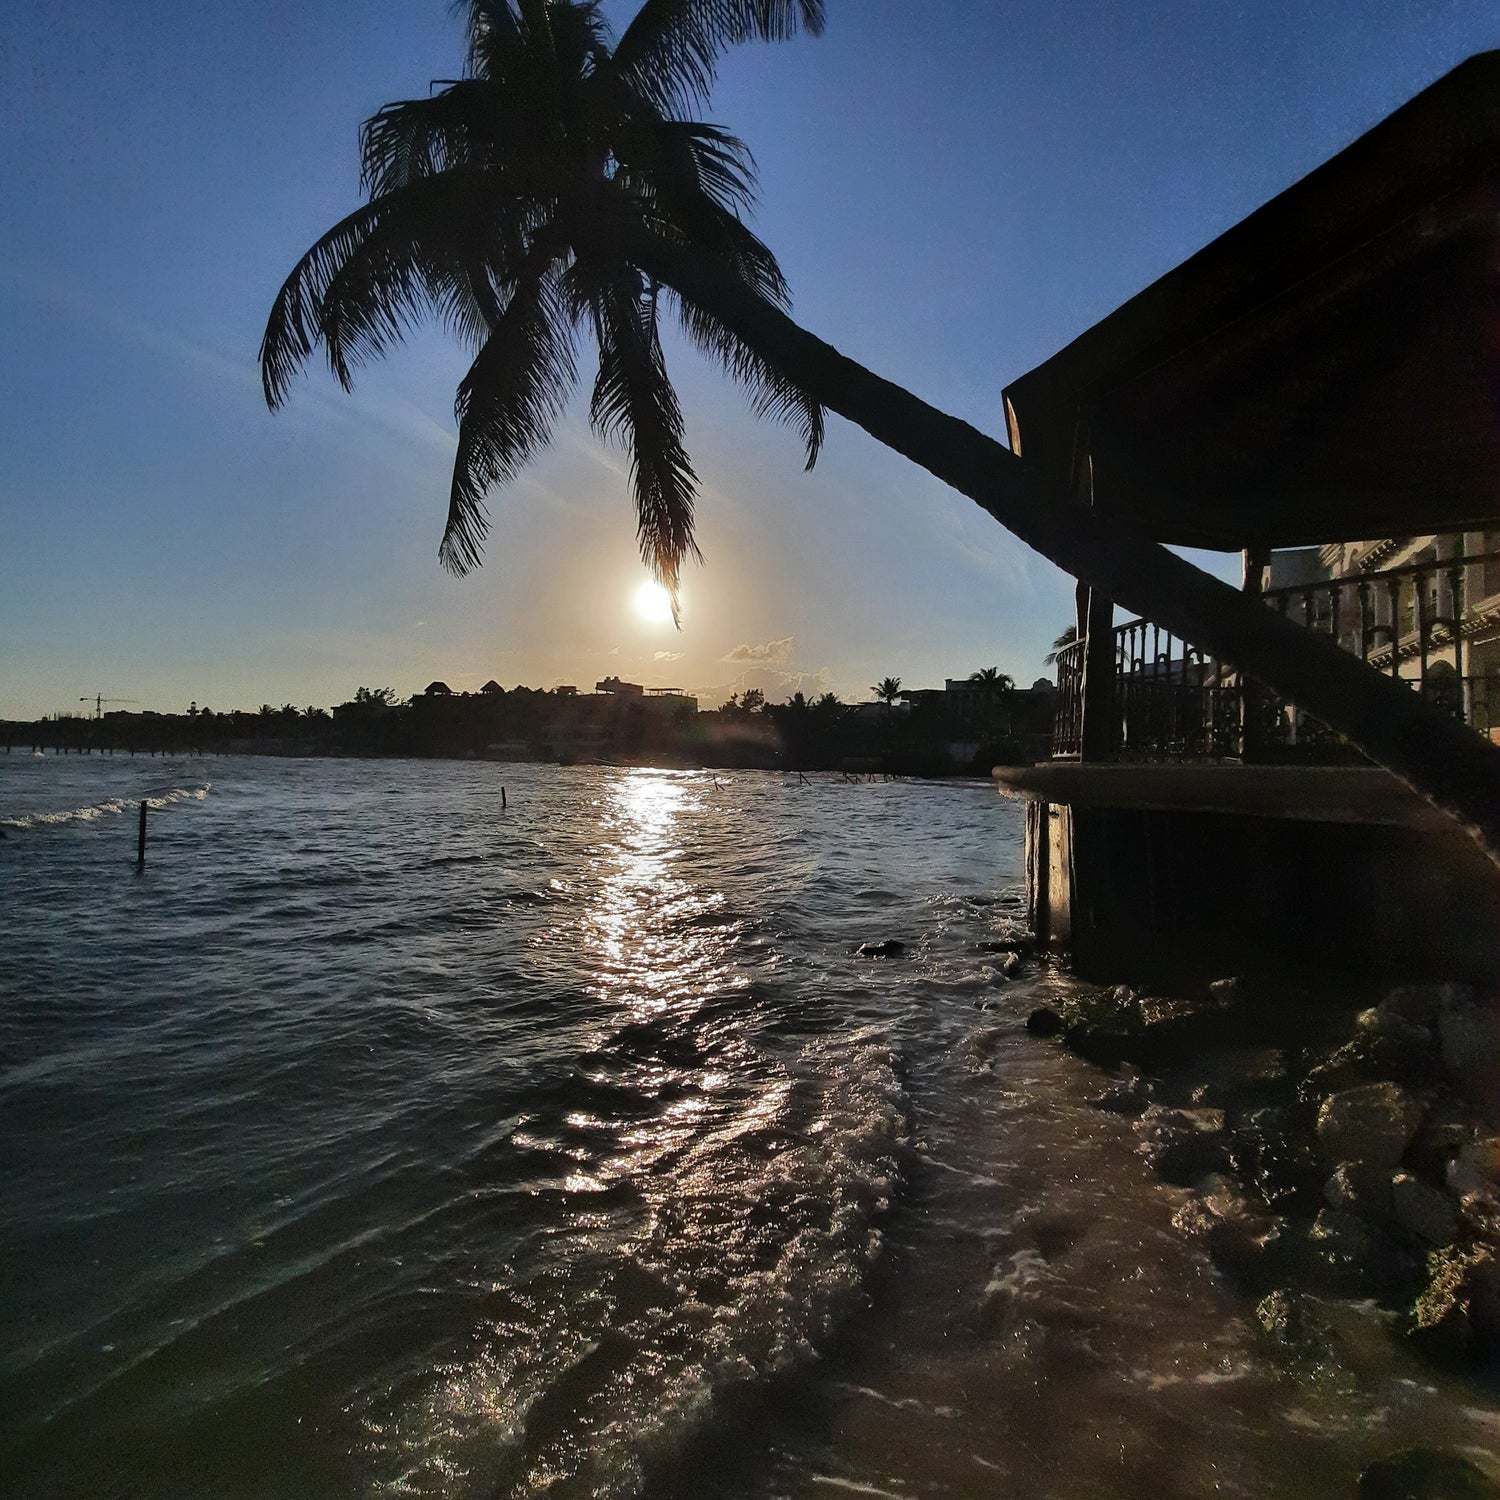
3, 676, 1054, 774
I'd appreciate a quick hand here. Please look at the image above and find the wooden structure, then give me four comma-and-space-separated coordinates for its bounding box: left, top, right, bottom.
995, 53, 1500, 982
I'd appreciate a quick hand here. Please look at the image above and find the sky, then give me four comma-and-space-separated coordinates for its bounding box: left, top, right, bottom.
3, 0, 1497, 720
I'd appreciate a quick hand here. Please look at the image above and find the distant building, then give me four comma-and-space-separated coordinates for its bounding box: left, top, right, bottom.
480, 679, 504, 695
595, 676, 644, 698
1267, 532, 1500, 738
423, 681, 453, 697
641, 687, 698, 714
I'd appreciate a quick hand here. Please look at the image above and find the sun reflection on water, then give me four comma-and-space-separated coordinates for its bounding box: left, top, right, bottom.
583, 770, 724, 1020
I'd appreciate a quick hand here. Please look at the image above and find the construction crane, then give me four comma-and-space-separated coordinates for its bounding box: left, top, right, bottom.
81, 695, 138, 719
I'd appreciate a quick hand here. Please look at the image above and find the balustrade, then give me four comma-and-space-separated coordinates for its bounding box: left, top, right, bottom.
1050, 548, 1500, 761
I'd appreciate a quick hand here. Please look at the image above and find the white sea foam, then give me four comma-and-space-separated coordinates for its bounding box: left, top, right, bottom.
1, 782, 210, 829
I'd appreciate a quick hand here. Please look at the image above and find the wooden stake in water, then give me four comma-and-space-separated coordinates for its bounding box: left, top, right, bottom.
137, 800, 147, 871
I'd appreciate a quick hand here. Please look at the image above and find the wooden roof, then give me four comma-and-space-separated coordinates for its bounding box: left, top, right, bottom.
1002, 51, 1500, 551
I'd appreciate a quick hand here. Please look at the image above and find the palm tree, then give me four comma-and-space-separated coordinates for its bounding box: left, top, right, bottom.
872, 676, 902, 706
262, 0, 1500, 861
969, 667, 1014, 692
1043, 626, 1078, 667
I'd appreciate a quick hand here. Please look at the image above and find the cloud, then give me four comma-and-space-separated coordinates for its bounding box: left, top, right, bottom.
692, 664, 833, 708
725, 635, 794, 665
654, 650, 684, 661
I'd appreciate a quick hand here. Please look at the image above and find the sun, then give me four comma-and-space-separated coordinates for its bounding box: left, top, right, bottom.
634, 580, 676, 624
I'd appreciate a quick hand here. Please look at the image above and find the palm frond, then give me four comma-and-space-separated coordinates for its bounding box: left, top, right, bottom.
360, 86, 489, 198
612, 0, 824, 114
612, 119, 759, 217
585, 267, 701, 607
669, 286, 821, 468
261, 171, 537, 406
441, 268, 579, 574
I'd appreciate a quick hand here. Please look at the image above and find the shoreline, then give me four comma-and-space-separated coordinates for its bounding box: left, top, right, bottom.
1022, 966, 1500, 1486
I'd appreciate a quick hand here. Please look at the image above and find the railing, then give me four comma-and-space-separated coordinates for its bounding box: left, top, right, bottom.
1051, 549, 1500, 761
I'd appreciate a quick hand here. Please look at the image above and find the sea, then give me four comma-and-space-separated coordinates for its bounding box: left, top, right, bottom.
3, 754, 1497, 1499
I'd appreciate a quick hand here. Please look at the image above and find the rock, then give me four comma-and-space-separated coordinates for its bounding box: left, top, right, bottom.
1299, 1029, 1441, 1101
1025, 1006, 1063, 1038
1391, 1173, 1459, 1247
1235, 1104, 1289, 1139
1358, 1449, 1500, 1500
1057, 985, 1145, 1063
1137, 992, 1199, 1029
1255, 1287, 1335, 1362
1173, 1175, 1278, 1284
1377, 984, 1458, 1027
1410, 1244, 1500, 1360
856, 939, 905, 958
1230, 1114, 1324, 1213
1408, 1104, 1470, 1178
1139, 1105, 1230, 1185
1439, 995, 1500, 1106
1088, 1076, 1149, 1116
1323, 1159, 1393, 1221
1207, 976, 1243, 1003
1254, 1287, 1297, 1338
1316, 1082, 1424, 1168
1445, 1137, 1500, 1202
1356, 1003, 1435, 1052
979, 936, 1033, 954
1308, 1208, 1376, 1271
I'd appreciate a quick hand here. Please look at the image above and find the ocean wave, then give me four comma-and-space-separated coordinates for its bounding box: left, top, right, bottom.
362, 1027, 908, 1499
0, 783, 211, 830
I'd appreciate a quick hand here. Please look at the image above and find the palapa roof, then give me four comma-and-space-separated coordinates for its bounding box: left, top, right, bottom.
1002, 51, 1500, 552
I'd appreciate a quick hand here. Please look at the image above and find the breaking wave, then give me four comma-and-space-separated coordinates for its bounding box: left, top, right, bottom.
0, 782, 211, 830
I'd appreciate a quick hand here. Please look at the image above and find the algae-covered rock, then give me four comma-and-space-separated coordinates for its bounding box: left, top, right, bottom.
1232, 1115, 1324, 1214
1057, 985, 1144, 1062
1438, 991, 1500, 1108
1088, 1074, 1149, 1116
1382, 983, 1470, 1028
1410, 1243, 1500, 1360
1254, 1286, 1337, 1365
1138, 1105, 1230, 1184
1308, 1208, 1375, 1270
1324, 1159, 1393, 1221
1174, 1173, 1279, 1285
1299, 1028, 1442, 1101
1390, 1173, 1458, 1248
1316, 1083, 1424, 1168
1446, 1137, 1500, 1203
1357, 1448, 1500, 1499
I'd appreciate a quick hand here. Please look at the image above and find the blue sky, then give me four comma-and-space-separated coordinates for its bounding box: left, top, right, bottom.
3, 1, 1496, 719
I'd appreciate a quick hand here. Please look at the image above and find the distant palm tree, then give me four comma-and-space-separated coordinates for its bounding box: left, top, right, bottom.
969, 666, 1014, 691
1043, 626, 1078, 667
872, 676, 902, 706
261, 0, 1500, 855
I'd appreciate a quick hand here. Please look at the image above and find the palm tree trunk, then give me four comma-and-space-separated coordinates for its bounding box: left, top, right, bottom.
601, 223, 1500, 866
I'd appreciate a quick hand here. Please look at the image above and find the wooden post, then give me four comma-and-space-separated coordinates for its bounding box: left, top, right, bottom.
501, 786, 507, 810
137, 801, 147, 871
1239, 545, 1272, 758
1078, 584, 1118, 760
1072, 435, 1118, 762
